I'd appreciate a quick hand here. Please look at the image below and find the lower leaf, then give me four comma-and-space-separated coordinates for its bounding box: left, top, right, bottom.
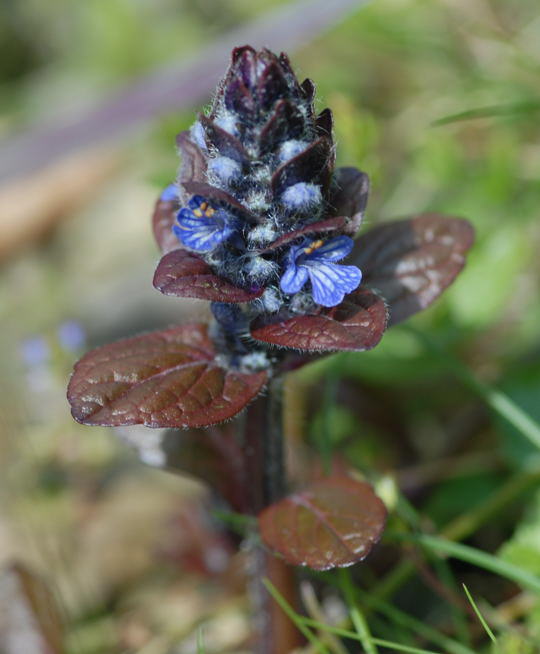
67, 324, 267, 428
259, 475, 387, 570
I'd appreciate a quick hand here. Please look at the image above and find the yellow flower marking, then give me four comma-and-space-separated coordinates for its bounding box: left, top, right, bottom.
193, 202, 215, 219
303, 239, 324, 255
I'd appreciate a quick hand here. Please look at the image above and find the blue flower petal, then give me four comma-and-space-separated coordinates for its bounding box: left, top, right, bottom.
173, 199, 238, 252
280, 262, 309, 295
308, 235, 354, 262
177, 207, 216, 231
160, 184, 179, 202
307, 262, 361, 307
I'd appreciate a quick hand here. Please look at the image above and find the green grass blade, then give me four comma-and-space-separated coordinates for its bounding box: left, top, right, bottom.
360, 592, 475, 654
197, 626, 206, 654
403, 327, 540, 451
371, 638, 446, 654
263, 578, 331, 654
338, 569, 377, 654
301, 618, 444, 654
432, 101, 540, 125
462, 584, 497, 644
392, 533, 540, 594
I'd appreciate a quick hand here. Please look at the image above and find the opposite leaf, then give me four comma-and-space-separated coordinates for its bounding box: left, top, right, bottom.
250, 288, 387, 352
259, 476, 387, 570
153, 249, 264, 302
354, 214, 474, 326
67, 324, 267, 428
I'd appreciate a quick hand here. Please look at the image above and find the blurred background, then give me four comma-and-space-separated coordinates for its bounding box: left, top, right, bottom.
1, 0, 540, 652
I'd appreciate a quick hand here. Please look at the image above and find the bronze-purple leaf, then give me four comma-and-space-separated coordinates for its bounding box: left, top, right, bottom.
176, 131, 207, 195
258, 61, 289, 110
152, 133, 208, 254
329, 167, 370, 231
259, 99, 305, 154
199, 115, 248, 162
271, 136, 333, 195
152, 193, 180, 254
182, 181, 258, 223
354, 213, 474, 326
316, 108, 333, 137
67, 324, 268, 429
259, 476, 387, 570
153, 248, 263, 302
300, 78, 315, 110
250, 288, 387, 352
261, 215, 350, 253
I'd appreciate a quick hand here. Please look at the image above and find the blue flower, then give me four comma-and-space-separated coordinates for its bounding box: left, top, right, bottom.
58, 321, 86, 352
160, 183, 179, 202
173, 195, 237, 252
20, 336, 50, 368
280, 235, 361, 307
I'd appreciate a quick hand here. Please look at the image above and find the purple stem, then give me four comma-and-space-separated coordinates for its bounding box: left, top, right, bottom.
241, 378, 302, 654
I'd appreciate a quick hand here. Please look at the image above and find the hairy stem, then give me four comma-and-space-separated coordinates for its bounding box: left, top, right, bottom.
241, 377, 302, 654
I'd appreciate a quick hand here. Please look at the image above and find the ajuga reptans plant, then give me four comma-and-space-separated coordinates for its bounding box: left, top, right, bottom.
68, 46, 473, 626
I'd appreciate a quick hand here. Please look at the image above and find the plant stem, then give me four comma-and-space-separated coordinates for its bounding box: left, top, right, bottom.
241, 377, 302, 654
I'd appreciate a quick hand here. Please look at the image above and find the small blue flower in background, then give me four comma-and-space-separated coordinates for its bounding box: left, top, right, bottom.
58, 321, 86, 352
160, 184, 180, 202
20, 336, 50, 368
280, 235, 361, 307
173, 195, 237, 252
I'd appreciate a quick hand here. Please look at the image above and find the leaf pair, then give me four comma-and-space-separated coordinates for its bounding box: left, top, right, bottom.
154, 428, 388, 571
68, 212, 473, 429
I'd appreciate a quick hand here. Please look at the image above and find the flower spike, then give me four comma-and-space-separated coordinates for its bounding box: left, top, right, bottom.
69, 45, 473, 434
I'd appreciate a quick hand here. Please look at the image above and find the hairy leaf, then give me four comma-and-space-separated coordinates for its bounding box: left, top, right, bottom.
271, 136, 333, 195
330, 167, 369, 230
152, 133, 207, 254
199, 115, 248, 163
68, 324, 267, 428
153, 249, 263, 302
152, 193, 180, 254
176, 131, 207, 194
250, 288, 387, 352
354, 214, 474, 325
259, 476, 387, 570
259, 99, 305, 154
183, 181, 258, 223
261, 215, 351, 253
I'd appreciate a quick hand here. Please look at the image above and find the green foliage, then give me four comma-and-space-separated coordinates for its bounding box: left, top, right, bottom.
499, 489, 540, 577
